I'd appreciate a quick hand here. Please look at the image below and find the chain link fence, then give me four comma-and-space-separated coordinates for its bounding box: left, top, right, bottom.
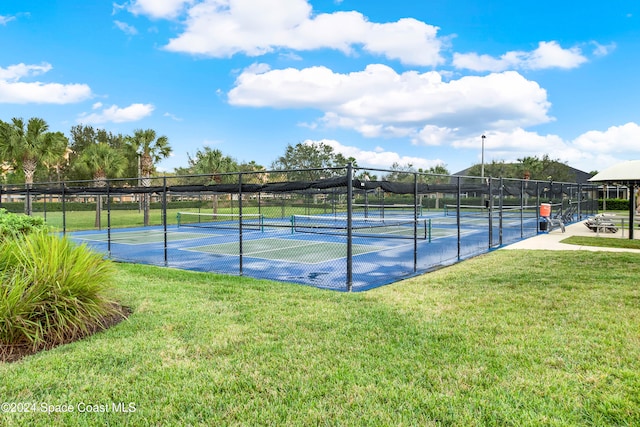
0, 165, 598, 291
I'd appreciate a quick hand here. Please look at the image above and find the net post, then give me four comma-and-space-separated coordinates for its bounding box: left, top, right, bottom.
346, 163, 353, 292
176, 212, 181, 228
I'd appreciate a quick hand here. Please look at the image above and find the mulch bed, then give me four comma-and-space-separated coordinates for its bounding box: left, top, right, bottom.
1, 304, 132, 363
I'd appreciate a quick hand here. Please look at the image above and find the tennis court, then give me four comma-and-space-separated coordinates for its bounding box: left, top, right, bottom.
11, 165, 597, 291
69, 207, 526, 291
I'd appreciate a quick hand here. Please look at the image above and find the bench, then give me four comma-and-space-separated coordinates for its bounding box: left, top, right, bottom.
584, 214, 618, 233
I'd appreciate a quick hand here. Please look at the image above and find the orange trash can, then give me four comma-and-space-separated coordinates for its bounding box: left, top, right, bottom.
540, 203, 551, 217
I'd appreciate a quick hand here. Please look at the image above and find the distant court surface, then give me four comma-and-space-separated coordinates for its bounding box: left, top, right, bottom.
77, 229, 210, 244
19, 165, 594, 291
70, 223, 418, 291
69, 209, 538, 292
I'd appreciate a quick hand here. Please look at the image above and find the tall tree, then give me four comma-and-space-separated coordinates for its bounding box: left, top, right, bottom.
74, 142, 126, 228
40, 131, 70, 183
0, 117, 68, 213
418, 164, 450, 184
126, 129, 172, 226
383, 162, 416, 182
271, 141, 355, 180
187, 147, 238, 213
517, 155, 574, 182
68, 125, 132, 181
238, 160, 266, 184
187, 147, 238, 181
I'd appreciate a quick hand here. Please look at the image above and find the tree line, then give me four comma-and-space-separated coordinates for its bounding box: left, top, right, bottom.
0, 116, 582, 189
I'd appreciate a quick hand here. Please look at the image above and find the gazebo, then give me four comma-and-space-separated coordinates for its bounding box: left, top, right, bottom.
588, 160, 640, 239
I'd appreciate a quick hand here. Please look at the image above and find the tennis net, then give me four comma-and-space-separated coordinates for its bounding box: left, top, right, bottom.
444, 204, 538, 218
176, 212, 264, 231
291, 214, 429, 240
351, 203, 422, 218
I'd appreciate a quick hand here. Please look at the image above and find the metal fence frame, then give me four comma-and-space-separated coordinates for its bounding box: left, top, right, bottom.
0, 165, 599, 291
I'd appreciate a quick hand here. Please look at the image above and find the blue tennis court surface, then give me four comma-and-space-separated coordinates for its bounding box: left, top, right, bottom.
69, 211, 539, 291
6, 163, 598, 291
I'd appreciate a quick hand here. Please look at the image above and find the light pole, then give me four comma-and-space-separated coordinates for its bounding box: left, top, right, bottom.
481, 134, 486, 178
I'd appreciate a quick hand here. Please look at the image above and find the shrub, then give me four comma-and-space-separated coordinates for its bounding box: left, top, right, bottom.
0, 231, 123, 353
0, 208, 47, 239
599, 198, 629, 211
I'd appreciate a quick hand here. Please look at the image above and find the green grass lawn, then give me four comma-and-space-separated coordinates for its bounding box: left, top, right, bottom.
562, 235, 640, 250
1, 250, 639, 426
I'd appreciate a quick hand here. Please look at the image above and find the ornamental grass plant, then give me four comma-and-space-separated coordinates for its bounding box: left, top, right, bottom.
0, 220, 125, 361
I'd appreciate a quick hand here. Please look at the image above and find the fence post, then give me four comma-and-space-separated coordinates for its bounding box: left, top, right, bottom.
488, 178, 493, 248
498, 177, 504, 246
629, 187, 635, 240
346, 163, 353, 292
536, 181, 541, 234
456, 176, 461, 260
26, 186, 31, 216
577, 183, 582, 220
413, 172, 418, 273
239, 172, 244, 276
107, 181, 112, 258
520, 180, 525, 238
62, 186, 66, 235
163, 176, 168, 267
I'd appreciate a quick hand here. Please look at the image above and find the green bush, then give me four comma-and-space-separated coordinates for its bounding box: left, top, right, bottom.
600, 198, 630, 211
0, 208, 47, 238
0, 231, 122, 351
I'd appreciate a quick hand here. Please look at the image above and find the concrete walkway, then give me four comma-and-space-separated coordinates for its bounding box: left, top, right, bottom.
502, 219, 640, 253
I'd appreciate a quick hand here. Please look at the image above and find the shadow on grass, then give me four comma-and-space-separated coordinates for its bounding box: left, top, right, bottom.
0, 304, 131, 363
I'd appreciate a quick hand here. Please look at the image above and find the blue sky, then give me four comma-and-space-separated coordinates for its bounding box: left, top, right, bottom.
1, 0, 638, 175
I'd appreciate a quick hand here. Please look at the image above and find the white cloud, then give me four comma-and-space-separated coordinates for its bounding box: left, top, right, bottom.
304, 139, 440, 169
448, 123, 640, 174
114, 20, 138, 35
572, 122, 640, 154
0, 63, 91, 104
0, 15, 16, 25
453, 41, 588, 72
591, 41, 616, 57
0, 63, 52, 81
163, 112, 183, 121
77, 103, 154, 124
157, 0, 443, 65
229, 64, 551, 139
127, 0, 192, 19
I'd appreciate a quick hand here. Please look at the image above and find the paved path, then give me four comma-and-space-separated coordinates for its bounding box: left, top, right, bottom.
502, 219, 640, 253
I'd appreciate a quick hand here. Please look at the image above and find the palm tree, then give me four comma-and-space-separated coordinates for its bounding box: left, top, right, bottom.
0, 117, 68, 214
187, 147, 238, 213
74, 143, 126, 228
126, 129, 172, 226
41, 131, 71, 183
